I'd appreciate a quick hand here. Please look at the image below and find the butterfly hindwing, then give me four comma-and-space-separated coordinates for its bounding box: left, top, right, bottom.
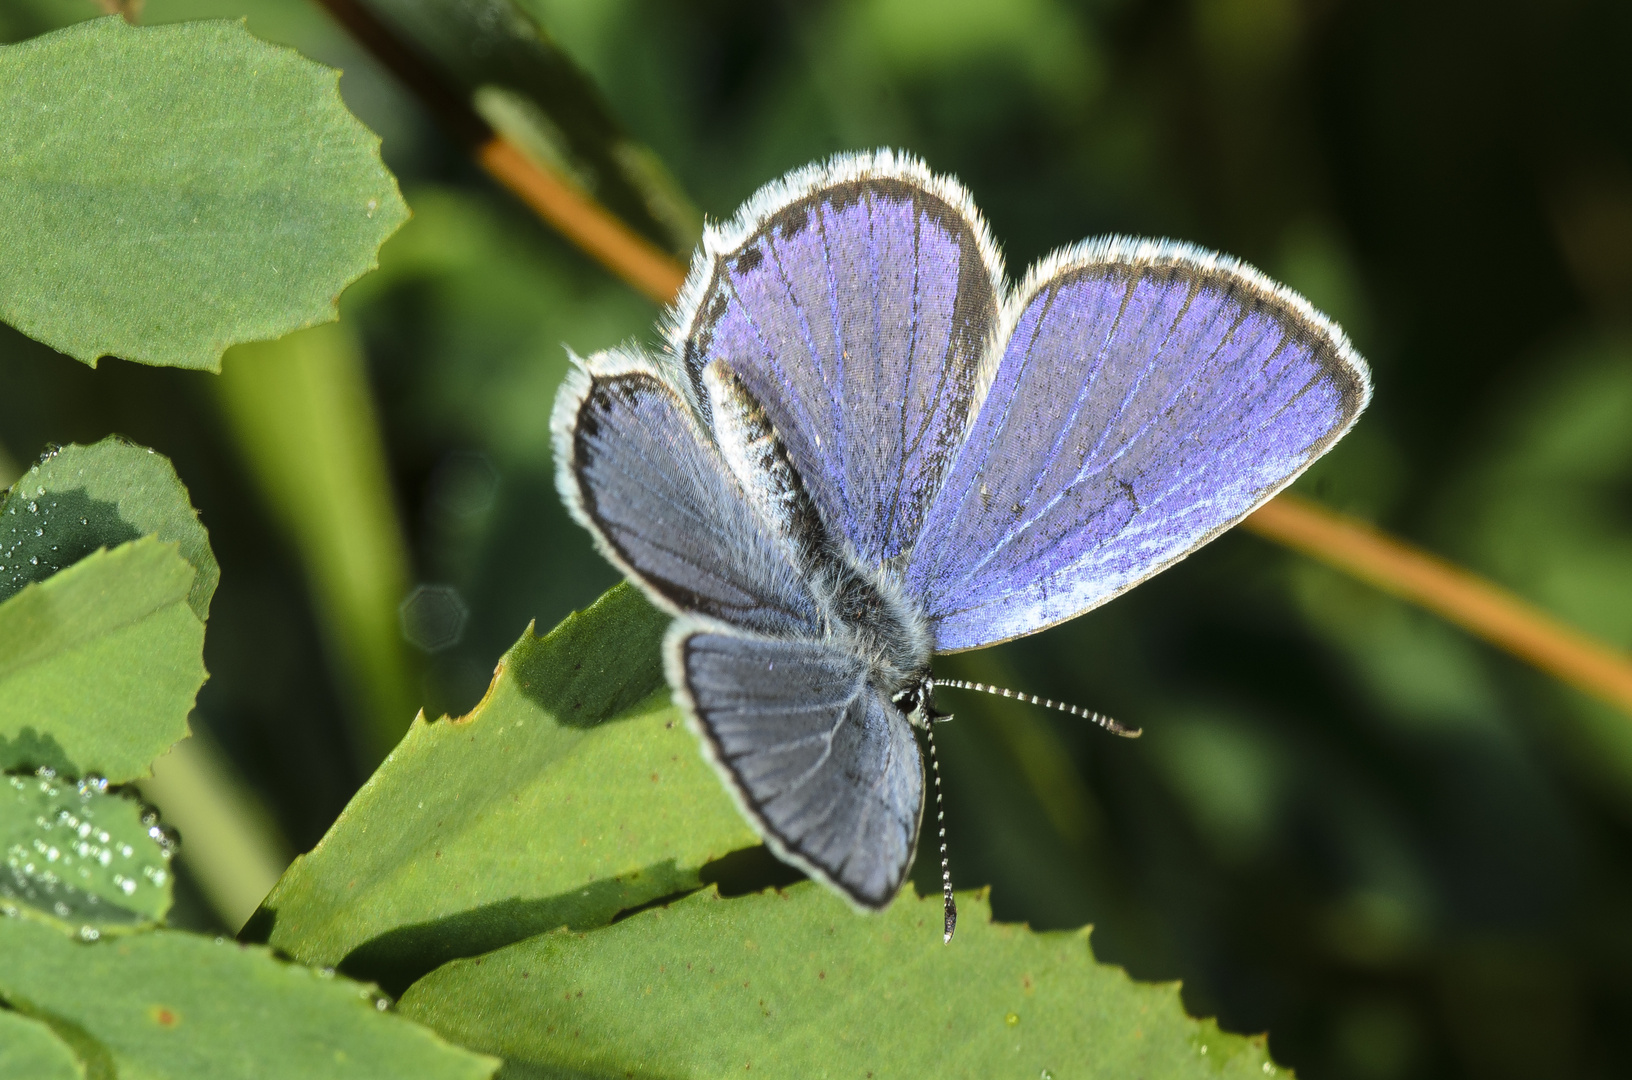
669, 622, 924, 909
673, 150, 1002, 565
906, 239, 1372, 651
552, 349, 821, 639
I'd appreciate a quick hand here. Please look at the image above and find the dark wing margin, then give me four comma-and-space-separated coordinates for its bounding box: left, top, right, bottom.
667, 621, 924, 910
907, 237, 1372, 652
551, 347, 820, 639
667, 149, 1002, 565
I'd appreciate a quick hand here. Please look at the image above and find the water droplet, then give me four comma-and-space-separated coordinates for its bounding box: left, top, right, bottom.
1041, 1072, 1055, 1080
79, 925, 100, 941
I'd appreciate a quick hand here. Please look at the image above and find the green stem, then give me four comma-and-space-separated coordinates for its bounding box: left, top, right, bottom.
217, 322, 418, 764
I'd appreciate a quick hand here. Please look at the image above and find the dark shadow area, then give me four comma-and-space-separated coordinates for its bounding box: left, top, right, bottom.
502, 585, 670, 729
0, 487, 140, 603
332, 858, 692, 997
0, 730, 77, 777
698, 842, 807, 897
322, 843, 797, 998
235, 905, 275, 947
494, 1060, 677, 1080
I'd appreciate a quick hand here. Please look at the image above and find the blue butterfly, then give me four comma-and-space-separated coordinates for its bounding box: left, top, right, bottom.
553, 150, 1369, 940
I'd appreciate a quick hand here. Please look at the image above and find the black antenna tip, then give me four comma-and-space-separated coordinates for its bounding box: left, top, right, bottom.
943, 894, 958, 944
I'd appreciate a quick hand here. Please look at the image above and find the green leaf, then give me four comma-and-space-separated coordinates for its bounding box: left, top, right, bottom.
0, 917, 498, 1080
257, 584, 759, 991
0, 438, 218, 621
399, 883, 1280, 1079
0, 16, 408, 370
0, 538, 205, 783
1, 772, 173, 937
0, 437, 216, 781
0, 1008, 83, 1080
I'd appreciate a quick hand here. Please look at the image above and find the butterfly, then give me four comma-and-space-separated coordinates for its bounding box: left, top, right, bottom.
552, 149, 1370, 940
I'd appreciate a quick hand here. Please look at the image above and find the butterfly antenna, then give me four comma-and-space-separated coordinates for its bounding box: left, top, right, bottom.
923, 721, 957, 944
932, 679, 1141, 738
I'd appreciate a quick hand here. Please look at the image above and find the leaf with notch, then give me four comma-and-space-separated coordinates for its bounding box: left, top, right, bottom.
255, 584, 759, 994
400, 883, 1282, 1079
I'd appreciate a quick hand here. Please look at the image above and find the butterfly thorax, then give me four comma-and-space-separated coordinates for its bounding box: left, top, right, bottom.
705, 358, 933, 706
813, 557, 932, 709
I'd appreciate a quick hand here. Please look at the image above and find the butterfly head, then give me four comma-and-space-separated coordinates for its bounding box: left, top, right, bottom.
892, 675, 949, 731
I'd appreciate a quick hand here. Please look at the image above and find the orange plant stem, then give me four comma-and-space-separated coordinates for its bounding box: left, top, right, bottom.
1245, 493, 1632, 715
476, 137, 687, 306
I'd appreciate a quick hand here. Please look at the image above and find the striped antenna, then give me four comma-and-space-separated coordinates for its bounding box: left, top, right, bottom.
932, 679, 1141, 738
924, 722, 957, 944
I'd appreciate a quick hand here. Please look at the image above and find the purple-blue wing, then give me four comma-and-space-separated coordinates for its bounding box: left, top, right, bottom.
669, 623, 923, 910
906, 239, 1371, 652
672, 151, 1000, 564
552, 348, 822, 639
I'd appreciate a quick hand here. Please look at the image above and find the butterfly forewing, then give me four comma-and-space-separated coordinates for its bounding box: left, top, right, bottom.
676, 154, 1001, 565
906, 240, 1371, 651
670, 624, 924, 909
552, 351, 822, 639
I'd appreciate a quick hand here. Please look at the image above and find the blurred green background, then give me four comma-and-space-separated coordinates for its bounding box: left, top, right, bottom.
5, 0, 1632, 1077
